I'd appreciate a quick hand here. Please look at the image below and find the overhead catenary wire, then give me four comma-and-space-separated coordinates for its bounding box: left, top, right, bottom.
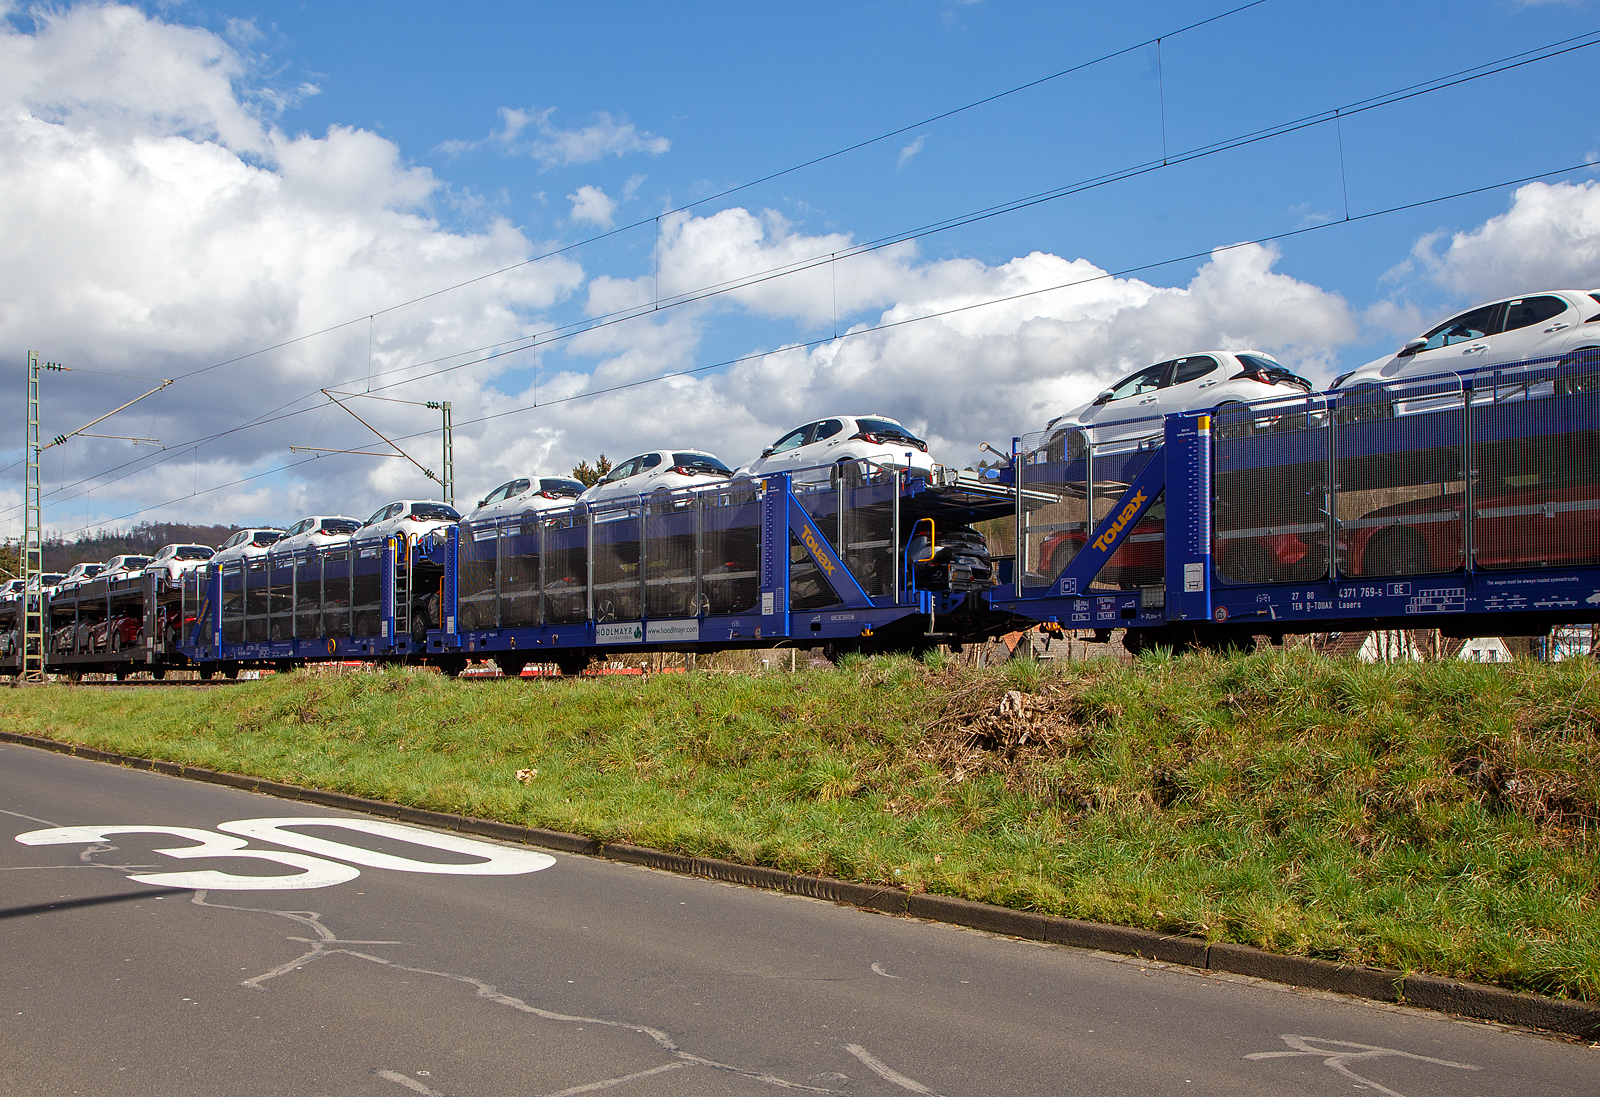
39, 155, 1597, 538
0, 3, 1281, 496
10, 24, 1598, 526
5, 22, 1593, 497
154, 0, 1275, 389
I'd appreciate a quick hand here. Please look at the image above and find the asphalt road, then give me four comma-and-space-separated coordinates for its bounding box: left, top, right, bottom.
1, 742, 1593, 1097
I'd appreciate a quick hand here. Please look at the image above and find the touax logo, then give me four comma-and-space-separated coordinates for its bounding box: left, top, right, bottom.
799, 524, 837, 575
1092, 489, 1148, 553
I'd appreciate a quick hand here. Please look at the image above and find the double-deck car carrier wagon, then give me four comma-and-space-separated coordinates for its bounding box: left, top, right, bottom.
1001, 351, 1600, 650
48, 458, 1023, 678
6, 352, 1599, 679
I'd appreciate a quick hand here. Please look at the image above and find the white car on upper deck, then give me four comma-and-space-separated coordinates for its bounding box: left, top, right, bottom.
1332, 289, 1600, 390
1041, 351, 1311, 455
578, 451, 734, 509
354, 500, 462, 549
465, 476, 587, 522
739, 415, 936, 482
54, 562, 105, 594
99, 555, 152, 581
213, 528, 286, 565
144, 543, 216, 586
273, 515, 364, 554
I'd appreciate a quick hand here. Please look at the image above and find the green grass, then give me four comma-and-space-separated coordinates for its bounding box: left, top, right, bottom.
6, 649, 1600, 1001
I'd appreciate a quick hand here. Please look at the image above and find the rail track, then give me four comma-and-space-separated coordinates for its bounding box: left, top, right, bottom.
6, 677, 244, 688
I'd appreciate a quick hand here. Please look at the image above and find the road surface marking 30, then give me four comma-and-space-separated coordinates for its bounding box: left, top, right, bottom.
14, 817, 555, 890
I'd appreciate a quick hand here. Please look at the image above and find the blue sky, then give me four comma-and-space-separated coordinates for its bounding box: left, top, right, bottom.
3, 0, 1599, 538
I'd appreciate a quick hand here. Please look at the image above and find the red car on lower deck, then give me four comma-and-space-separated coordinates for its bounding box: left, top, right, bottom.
1349, 481, 1600, 575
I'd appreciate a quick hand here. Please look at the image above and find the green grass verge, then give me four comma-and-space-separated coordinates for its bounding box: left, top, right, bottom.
5, 648, 1599, 1001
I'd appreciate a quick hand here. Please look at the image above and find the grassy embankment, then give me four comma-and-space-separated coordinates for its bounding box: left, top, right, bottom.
5, 648, 1598, 1001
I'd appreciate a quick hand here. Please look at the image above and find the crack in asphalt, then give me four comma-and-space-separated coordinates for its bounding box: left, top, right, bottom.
54, 837, 935, 1095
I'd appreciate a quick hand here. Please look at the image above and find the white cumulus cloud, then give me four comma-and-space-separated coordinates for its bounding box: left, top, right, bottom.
0, 3, 583, 538
1415, 179, 1600, 300
445, 106, 670, 167
568, 184, 618, 227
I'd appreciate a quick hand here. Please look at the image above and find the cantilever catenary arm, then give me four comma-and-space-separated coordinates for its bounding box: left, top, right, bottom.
318, 389, 438, 484
40, 379, 174, 451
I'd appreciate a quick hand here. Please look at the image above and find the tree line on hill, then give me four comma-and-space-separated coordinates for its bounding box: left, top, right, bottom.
3, 522, 244, 573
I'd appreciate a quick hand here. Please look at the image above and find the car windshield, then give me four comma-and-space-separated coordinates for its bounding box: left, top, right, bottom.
539, 478, 585, 496
672, 454, 732, 474
410, 503, 461, 521
321, 519, 360, 534
176, 547, 213, 560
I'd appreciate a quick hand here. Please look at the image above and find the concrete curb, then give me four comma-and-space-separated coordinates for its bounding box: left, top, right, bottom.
5, 729, 1597, 1041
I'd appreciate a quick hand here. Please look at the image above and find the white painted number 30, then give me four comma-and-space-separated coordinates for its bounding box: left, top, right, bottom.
14, 818, 556, 891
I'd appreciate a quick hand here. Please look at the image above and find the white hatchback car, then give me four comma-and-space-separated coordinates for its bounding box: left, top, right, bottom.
54, 562, 106, 594
213, 528, 286, 565
1045, 351, 1311, 453
355, 500, 462, 547
740, 415, 936, 481
99, 554, 153, 581
466, 476, 587, 522
1333, 289, 1600, 389
579, 451, 734, 508
273, 515, 364, 554
144, 544, 215, 586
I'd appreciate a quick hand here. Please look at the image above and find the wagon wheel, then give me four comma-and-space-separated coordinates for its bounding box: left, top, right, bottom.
1362, 529, 1431, 577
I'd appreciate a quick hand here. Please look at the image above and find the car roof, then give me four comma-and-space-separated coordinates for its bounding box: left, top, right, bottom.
1433, 289, 1600, 315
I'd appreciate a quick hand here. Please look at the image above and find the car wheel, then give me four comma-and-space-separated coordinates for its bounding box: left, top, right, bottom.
1211, 402, 1253, 440
1362, 529, 1431, 577
595, 598, 619, 623
1557, 346, 1600, 395
648, 489, 673, 515
1220, 541, 1274, 584
1337, 384, 1394, 424
828, 460, 864, 489
110, 629, 121, 652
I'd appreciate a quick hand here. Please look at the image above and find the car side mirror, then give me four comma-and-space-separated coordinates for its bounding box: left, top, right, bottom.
1398, 337, 1427, 358
761, 447, 774, 457
477, 498, 487, 507
1091, 389, 1115, 407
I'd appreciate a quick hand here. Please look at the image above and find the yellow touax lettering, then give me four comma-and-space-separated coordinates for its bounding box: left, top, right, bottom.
1091, 489, 1148, 553
801, 524, 837, 575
